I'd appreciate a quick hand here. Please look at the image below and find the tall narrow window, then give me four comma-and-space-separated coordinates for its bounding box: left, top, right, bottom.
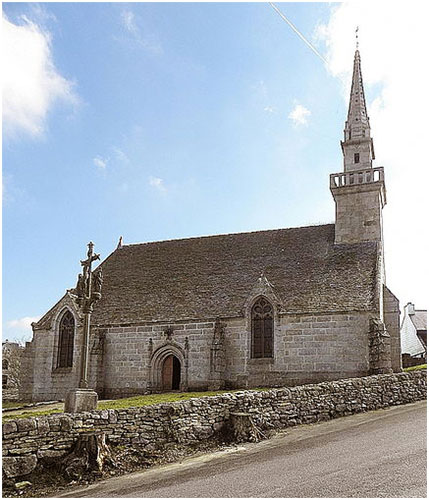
354, 152, 360, 163
57, 311, 74, 368
251, 297, 274, 358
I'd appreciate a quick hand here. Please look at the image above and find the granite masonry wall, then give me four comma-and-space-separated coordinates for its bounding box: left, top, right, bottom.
102, 320, 215, 398
2, 371, 426, 479
28, 305, 386, 401
330, 170, 385, 245
103, 311, 373, 398
225, 311, 372, 389
383, 286, 402, 372
25, 297, 87, 402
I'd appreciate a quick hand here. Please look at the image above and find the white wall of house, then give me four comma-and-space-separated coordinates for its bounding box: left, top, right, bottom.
400, 303, 425, 357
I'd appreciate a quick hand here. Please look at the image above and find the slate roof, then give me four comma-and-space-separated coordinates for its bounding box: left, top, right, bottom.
78, 223, 380, 326
411, 311, 427, 332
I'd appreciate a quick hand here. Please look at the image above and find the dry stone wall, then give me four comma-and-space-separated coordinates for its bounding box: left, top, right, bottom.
2, 371, 426, 479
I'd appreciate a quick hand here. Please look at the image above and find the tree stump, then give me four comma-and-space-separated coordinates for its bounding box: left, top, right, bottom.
229, 412, 265, 443
61, 432, 115, 480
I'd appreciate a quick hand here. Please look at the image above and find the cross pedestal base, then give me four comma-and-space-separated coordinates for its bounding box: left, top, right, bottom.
64, 388, 98, 413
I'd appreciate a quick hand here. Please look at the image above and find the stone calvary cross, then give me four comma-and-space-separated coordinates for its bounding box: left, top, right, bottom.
64, 241, 102, 413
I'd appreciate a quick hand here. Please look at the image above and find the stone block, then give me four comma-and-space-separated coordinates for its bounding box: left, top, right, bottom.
2, 455, 37, 478
64, 388, 98, 413
153, 325, 167, 332
108, 410, 118, 423
35, 417, 50, 434
59, 415, 73, 431
3, 421, 18, 435
137, 326, 153, 332
14, 480, 32, 490
17, 419, 37, 433
36, 449, 67, 464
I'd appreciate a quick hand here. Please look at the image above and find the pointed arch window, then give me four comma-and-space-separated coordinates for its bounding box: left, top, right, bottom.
57, 311, 75, 368
251, 297, 274, 358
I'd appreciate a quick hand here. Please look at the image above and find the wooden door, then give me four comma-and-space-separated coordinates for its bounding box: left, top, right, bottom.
162, 355, 173, 390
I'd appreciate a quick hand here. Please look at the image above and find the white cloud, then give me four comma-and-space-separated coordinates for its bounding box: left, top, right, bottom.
118, 9, 163, 55
2, 13, 78, 139
288, 103, 311, 126
121, 10, 138, 34
264, 106, 277, 114
112, 147, 130, 164
149, 176, 166, 193
93, 156, 108, 169
317, 3, 428, 309
7, 316, 39, 331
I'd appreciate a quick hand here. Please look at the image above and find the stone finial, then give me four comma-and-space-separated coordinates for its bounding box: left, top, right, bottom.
257, 270, 273, 289
250, 271, 279, 302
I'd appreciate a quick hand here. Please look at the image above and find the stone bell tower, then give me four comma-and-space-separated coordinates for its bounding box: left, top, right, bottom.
330, 48, 386, 245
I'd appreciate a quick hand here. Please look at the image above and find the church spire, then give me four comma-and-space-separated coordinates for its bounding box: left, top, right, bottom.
341, 47, 375, 172
330, 42, 386, 246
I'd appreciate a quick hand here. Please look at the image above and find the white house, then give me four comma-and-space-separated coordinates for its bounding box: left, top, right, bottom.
400, 303, 427, 361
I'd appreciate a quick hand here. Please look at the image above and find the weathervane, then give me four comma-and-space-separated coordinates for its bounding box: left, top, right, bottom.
355, 26, 359, 50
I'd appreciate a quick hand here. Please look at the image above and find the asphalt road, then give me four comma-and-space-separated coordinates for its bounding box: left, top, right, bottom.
61, 400, 427, 498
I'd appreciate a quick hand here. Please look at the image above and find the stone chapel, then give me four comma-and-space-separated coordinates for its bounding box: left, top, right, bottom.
21, 49, 401, 402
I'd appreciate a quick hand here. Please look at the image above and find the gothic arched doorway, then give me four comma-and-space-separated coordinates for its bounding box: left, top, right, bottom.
162, 355, 181, 391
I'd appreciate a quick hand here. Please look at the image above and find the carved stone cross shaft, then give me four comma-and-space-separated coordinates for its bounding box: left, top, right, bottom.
78, 241, 101, 388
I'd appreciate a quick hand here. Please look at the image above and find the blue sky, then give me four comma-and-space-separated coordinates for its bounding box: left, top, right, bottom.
3, 2, 427, 342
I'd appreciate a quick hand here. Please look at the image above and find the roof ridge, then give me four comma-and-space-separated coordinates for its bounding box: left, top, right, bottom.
121, 223, 335, 248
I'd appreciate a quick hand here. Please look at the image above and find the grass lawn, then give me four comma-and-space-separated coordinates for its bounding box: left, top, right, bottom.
2, 408, 64, 421
2, 389, 247, 421
2, 401, 27, 409
96, 390, 240, 410
403, 364, 427, 372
